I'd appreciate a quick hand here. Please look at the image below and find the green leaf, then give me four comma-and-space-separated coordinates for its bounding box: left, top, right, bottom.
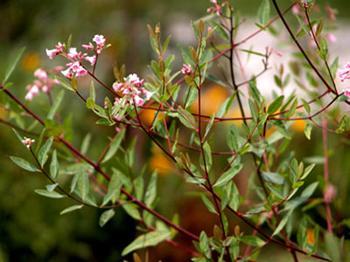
262, 172, 285, 185
60, 204, 84, 215
257, 0, 270, 25
122, 230, 170, 256
241, 235, 266, 247
273, 211, 291, 236
99, 209, 116, 227
177, 106, 197, 130
300, 182, 319, 199
214, 160, 243, 188
10, 156, 40, 172
12, 128, 23, 144
199, 231, 211, 259
217, 94, 236, 118
268, 95, 284, 114
102, 172, 123, 206
35, 189, 65, 199
202, 142, 212, 172
123, 203, 141, 220
47, 90, 65, 120
304, 122, 312, 140
102, 129, 126, 163
46, 183, 58, 192
38, 137, 54, 167
78, 173, 90, 201
201, 194, 217, 214
50, 150, 59, 179
301, 164, 315, 180
3, 47, 26, 84
145, 172, 157, 207
80, 133, 92, 155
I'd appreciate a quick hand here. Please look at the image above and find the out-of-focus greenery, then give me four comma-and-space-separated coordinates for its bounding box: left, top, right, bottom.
1, 0, 350, 261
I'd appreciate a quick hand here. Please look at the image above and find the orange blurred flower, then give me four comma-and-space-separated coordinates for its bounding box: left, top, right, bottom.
306, 228, 315, 246
150, 145, 174, 175
21, 52, 40, 72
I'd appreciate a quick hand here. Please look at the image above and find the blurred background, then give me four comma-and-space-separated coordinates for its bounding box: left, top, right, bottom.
1, 0, 350, 261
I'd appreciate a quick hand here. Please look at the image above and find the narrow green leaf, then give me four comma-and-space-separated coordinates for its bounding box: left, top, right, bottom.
145, 172, 157, 207
122, 230, 170, 256
202, 142, 212, 172
81, 133, 92, 155
304, 122, 312, 140
60, 204, 84, 215
47, 90, 65, 120
38, 137, 53, 167
262, 172, 285, 185
12, 128, 23, 144
241, 235, 266, 247
214, 161, 243, 188
177, 106, 197, 130
201, 194, 217, 214
3, 47, 26, 83
257, 0, 270, 25
300, 182, 319, 199
46, 183, 58, 192
273, 212, 291, 236
301, 164, 315, 180
123, 203, 141, 220
268, 95, 284, 114
102, 129, 126, 163
50, 150, 59, 179
35, 189, 65, 199
102, 173, 123, 206
99, 209, 116, 227
10, 156, 40, 172
78, 173, 90, 201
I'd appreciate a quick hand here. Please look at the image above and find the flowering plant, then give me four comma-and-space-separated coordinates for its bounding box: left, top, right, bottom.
1, 0, 350, 261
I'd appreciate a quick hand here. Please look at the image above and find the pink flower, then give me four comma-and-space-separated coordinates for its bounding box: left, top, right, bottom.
21, 137, 35, 148
113, 82, 124, 92
338, 63, 350, 82
112, 73, 151, 107
181, 64, 193, 75
207, 0, 222, 15
344, 88, 350, 98
85, 55, 96, 66
74, 66, 88, 77
34, 68, 48, 80
61, 68, 73, 79
324, 184, 336, 204
67, 47, 79, 59
134, 96, 145, 106
46, 42, 64, 59
326, 33, 337, 43
292, 4, 300, 15
126, 73, 144, 87
93, 34, 106, 47
82, 42, 94, 51
25, 85, 40, 101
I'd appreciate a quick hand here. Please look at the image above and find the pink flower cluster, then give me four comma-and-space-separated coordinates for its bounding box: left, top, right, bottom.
22, 137, 35, 148
181, 64, 193, 76
46, 34, 107, 79
338, 63, 350, 82
207, 0, 222, 16
113, 74, 152, 106
25, 68, 60, 101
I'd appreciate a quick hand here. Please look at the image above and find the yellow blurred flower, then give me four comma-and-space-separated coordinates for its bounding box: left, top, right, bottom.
306, 228, 315, 246
21, 52, 40, 72
150, 145, 174, 175
291, 120, 306, 132
191, 84, 229, 115
139, 106, 165, 126
0, 106, 8, 120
